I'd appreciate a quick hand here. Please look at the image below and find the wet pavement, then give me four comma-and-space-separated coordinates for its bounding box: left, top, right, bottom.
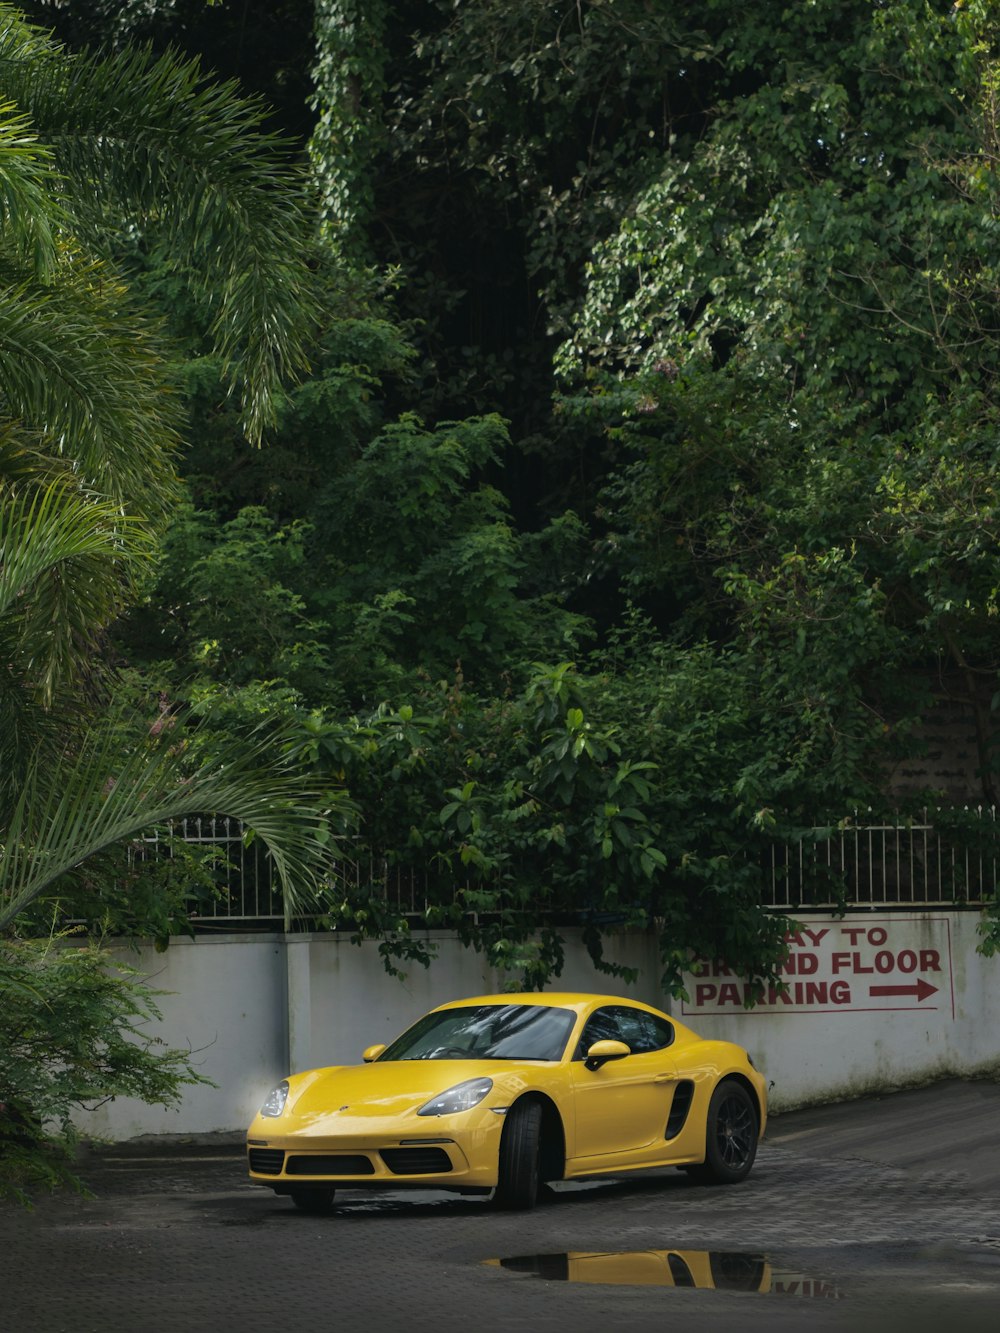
4, 1078, 1000, 1332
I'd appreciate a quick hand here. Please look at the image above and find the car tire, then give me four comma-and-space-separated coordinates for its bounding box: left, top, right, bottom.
494, 1099, 542, 1210
689, 1079, 758, 1185
289, 1187, 337, 1214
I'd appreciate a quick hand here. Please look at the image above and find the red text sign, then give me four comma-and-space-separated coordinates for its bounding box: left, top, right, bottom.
681, 918, 955, 1017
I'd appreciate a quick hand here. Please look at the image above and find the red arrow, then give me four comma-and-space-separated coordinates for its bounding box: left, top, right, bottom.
869, 979, 938, 1002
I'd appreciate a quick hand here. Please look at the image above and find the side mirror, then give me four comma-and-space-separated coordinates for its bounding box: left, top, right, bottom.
584, 1038, 631, 1071
362, 1043, 386, 1063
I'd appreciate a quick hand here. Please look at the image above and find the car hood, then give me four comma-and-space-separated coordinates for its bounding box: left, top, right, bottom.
279, 1060, 523, 1136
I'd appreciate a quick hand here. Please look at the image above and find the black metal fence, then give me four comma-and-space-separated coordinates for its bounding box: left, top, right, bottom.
137, 810, 999, 929
765, 810, 998, 910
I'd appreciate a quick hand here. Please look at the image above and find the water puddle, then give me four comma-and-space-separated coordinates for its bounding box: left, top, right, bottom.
486, 1249, 841, 1297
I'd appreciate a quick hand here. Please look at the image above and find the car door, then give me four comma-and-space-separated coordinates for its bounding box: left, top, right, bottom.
569, 1005, 678, 1161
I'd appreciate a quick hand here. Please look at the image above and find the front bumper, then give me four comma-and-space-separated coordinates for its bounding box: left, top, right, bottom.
246, 1115, 505, 1192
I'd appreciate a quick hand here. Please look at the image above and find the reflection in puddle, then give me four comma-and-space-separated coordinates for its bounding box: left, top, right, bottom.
486, 1249, 841, 1298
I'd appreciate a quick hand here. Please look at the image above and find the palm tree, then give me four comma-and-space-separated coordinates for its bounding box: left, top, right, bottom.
0, 3, 332, 929
0, 5, 345, 1201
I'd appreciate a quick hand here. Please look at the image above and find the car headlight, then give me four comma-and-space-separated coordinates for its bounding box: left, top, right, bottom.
259, 1079, 290, 1117
417, 1077, 493, 1117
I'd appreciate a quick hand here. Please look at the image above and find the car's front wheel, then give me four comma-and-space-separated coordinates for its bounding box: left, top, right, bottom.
494, 1099, 542, 1210
689, 1080, 758, 1185
289, 1187, 337, 1214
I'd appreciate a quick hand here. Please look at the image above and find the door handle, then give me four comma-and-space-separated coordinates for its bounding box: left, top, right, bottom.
653, 1073, 674, 1084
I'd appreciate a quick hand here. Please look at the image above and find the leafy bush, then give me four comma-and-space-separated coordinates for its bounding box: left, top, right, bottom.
0, 935, 209, 1205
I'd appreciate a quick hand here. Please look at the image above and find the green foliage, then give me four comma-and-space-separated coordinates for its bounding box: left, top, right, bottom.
370, 0, 700, 316
120, 404, 591, 712
0, 933, 210, 1204
37, 835, 229, 952
131, 503, 336, 699
0, 5, 318, 443
0, 712, 344, 934
22, 0, 1000, 1001
280, 653, 799, 997
0, 2, 340, 943
0, 6, 346, 1203
561, 3, 964, 393
311, 0, 389, 254
306, 0, 721, 430
0, 4, 324, 738
309, 412, 590, 695
0, 472, 155, 728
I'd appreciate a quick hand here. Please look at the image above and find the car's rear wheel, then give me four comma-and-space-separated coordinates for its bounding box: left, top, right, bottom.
689, 1080, 758, 1185
494, 1099, 541, 1210
289, 1187, 337, 1214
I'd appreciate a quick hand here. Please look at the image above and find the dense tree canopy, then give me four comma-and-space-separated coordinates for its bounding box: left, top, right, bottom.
9, 0, 1000, 996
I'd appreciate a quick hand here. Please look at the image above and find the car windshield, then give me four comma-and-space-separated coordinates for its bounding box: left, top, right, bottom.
377, 1004, 577, 1062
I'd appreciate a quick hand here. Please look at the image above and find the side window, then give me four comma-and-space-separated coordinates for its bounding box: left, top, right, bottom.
576, 1006, 674, 1058
615, 1007, 654, 1053
578, 1008, 622, 1055
634, 1010, 674, 1053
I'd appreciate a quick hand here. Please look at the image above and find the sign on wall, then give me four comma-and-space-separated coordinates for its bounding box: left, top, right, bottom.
681, 916, 955, 1018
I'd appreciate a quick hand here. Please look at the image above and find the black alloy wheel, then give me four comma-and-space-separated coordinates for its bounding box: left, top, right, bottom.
689, 1080, 758, 1184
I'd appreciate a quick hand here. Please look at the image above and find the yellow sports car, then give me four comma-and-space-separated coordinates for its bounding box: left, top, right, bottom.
246, 991, 766, 1212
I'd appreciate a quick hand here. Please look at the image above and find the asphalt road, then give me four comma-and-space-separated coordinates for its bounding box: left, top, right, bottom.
4, 1078, 1000, 1333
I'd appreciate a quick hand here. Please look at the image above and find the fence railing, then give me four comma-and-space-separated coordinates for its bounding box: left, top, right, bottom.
132, 819, 432, 926
765, 809, 998, 911
135, 810, 999, 929
133, 816, 283, 923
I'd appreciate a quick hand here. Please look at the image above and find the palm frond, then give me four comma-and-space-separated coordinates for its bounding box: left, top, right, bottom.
0, 476, 150, 618
0, 98, 59, 278
0, 475, 154, 706
0, 719, 345, 933
0, 251, 182, 513
0, 9, 317, 443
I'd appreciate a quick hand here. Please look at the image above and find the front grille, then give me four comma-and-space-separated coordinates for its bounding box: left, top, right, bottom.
380, 1147, 452, 1175
285, 1154, 374, 1176
248, 1148, 285, 1175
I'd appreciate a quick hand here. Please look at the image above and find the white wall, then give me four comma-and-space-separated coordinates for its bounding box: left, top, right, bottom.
81, 934, 288, 1142
80, 912, 1000, 1140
